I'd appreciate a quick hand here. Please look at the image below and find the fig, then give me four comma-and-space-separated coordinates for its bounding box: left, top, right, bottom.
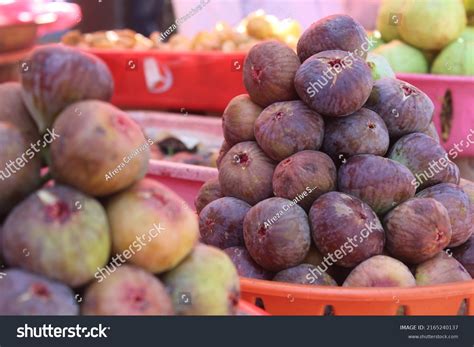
274, 263, 337, 286
310, 192, 385, 268
366, 52, 395, 80
389, 133, 458, 189
21, 44, 114, 132
343, 255, 416, 287
421, 122, 440, 143
383, 198, 452, 264
297, 14, 369, 62
294, 50, 373, 117
417, 183, 472, 247
0, 269, 78, 315
431, 35, 474, 76
2, 185, 111, 287
373, 41, 429, 73
375, 0, 404, 42
50, 100, 150, 197
243, 40, 300, 107
0, 122, 41, 218
254, 100, 324, 161
199, 197, 250, 249
194, 177, 223, 214
398, 0, 466, 51
82, 265, 174, 315
322, 108, 390, 161
338, 154, 416, 214
223, 246, 273, 280
452, 235, 474, 277
243, 197, 311, 271
216, 140, 232, 168
106, 178, 199, 274
222, 94, 262, 145
415, 252, 472, 286
455, 158, 474, 181
272, 150, 336, 211
365, 78, 434, 138
218, 141, 275, 205
162, 244, 240, 315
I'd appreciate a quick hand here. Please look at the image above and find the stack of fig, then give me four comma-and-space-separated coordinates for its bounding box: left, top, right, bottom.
197, 15, 474, 294
0, 45, 240, 316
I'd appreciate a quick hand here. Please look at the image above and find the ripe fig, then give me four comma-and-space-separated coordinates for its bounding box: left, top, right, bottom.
322, 108, 390, 161
297, 14, 369, 62
416, 183, 472, 247
274, 263, 337, 286
223, 246, 273, 280
162, 244, 240, 315
254, 100, 324, 161
415, 252, 472, 286
421, 122, 440, 143
243, 197, 311, 271
294, 50, 373, 117
0, 122, 41, 218
343, 255, 416, 287
106, 178, 199, 274
218, 141, 275, 205
222, 94, 262, 145
82, 265, 174, 315
452, 235, 474, 277
50, 100, 150, 197
243, 40, 300, 107
2, 185, 111, 287
21, 44, 114, 132
272, 150, 336, 211
310, 192, 385, 268
389, 133, 459, 189
365, 78, 434, 138
0, 269, 78, 315
338, 154, 416, 214
216, 140, 231, 168
199, 197, 250, 249
383, 198, 452, 264
194, 177, 223, 214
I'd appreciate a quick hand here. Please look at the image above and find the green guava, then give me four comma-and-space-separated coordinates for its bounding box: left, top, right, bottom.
431, 29, 474, 75
376, 0, 406, 42
367, 52, 396, 80
374, 40, 428, 73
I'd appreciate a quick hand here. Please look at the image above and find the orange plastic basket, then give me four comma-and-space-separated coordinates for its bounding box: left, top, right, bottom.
237, 300, 270, 316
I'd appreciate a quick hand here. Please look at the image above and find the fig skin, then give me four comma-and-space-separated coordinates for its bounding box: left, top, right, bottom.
50, 100, 150, 197
243, 40, 300, 107
383, 198, 452, 264
0, 269, 78, 315
194, 177, 223, 214
365, 78, 434, 138
459, 178, 474, 226
162, 244, 240, 315
294, 50, 373, 117
309, 192, 385, 268
452, 235, 474, 277
82, 265, 174, 315
322, 108, 390, 161
421, 122, 440, 143
389, 133, 459, 190
273, 263, 337, 286
199, 197, 250, 249
216, 140, 232, 168
223, 246, 273, 280
343, 255, 416, 288
222, 94, 262, 145
106, 178, 199, 274
416, 183, 472, 247
218, 141, 275, 205
21, 44, 114, 132
1, 185, 111, 287
0, 122, 41, 218
243, 197, 311, 272
272, 150, 336, 211
338, 154, 416, 214
254, 100, 325, 161
415, 252, 472, 286
297, 14, 369, 62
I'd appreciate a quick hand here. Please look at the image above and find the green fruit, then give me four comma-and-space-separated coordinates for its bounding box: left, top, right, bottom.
374, 40, 428, 73
432, 31, 474, 75
376, 0, 405, 42
367, 30, 385, 50
163, 244, 240, 315
398, 0, 466, 51
464, 0, 474, 25
366, 52, 396, 80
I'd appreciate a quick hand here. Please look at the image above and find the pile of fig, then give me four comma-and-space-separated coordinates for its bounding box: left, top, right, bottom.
197, 14, 474, 297
0, 45, 241, 316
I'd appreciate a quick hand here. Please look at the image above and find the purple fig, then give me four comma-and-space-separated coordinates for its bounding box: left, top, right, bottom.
415, 252, 472, 285
222, 94, 262, 145
421, 122, 440, 143
452, 235, 474, 277
194, 178, 223, 214
273, 263, 337, 286
223, 246, 273, 280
